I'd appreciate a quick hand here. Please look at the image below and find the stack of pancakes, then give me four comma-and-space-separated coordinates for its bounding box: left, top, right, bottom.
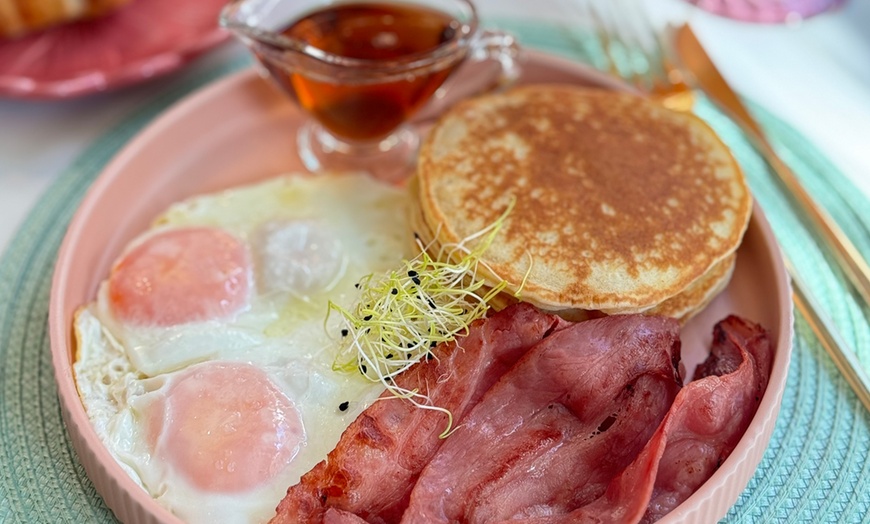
410, 85, 752, 323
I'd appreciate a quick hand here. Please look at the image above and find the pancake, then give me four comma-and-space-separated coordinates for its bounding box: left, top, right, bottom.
599, 252, 736, 317
409, 171, 736, 324
646, 252, 736, 322
415, 85, 751, 313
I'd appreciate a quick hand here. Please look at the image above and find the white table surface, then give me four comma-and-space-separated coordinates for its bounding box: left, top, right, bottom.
1, 0, 868, 255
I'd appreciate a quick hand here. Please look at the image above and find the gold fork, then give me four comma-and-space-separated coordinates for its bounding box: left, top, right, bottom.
572, 0, 694, 111
576, 0, 870, 411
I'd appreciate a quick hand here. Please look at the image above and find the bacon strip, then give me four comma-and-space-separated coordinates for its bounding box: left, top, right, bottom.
516, 315, 772, 524
401, 315, 683, 524
270, 303, 567, 524
638, 315, 771, 523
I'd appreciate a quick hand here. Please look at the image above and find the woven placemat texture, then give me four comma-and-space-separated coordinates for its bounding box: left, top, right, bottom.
1, 22, 868, 524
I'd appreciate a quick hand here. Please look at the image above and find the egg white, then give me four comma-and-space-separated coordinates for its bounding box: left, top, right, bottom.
73, 173, 413, 524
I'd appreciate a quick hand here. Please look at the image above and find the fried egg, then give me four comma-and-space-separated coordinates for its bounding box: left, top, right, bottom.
73, 173, 412, 523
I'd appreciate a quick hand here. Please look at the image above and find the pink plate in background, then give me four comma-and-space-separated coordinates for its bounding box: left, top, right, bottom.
687, 0, 846, 23
0, 0, 230, 99
49, 51, 792, 523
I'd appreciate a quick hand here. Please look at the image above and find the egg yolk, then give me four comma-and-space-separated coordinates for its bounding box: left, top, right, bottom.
108, 228, 251, 326
148, 362, 304, 493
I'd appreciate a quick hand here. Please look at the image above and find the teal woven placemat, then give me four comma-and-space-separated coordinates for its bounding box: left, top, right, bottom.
1, 22, 868, 524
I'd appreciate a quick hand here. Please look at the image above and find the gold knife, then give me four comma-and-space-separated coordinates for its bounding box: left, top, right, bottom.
672, 24, 870, 412
673, 24, 870, 311
787, 258, 870, 412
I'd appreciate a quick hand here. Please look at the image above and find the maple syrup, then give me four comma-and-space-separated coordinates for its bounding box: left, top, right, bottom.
269, 2, 462, 141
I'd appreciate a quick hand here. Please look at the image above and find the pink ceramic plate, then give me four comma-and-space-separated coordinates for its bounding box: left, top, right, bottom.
49, 50, 792, 524
0, 0, 229, 99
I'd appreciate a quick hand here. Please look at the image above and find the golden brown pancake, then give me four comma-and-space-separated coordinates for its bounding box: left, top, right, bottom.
415, 85, 751, 313
598, 252, 735, 317
647, 252, 736, 322
410, 170, 737, 324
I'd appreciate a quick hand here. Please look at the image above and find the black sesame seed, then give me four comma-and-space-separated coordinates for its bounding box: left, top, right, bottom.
341, 329, 348, 337
427, 299, 436, 309
407, 342, 414, 348
363, 315, 372, 321
354, 283, 359, 289
414, 232, 420, 240
430, 340, 437, 348
386, 353, 393, 359
360, 364, 368, 374
391, 288, 398, 295
407, 353, 412, 359
408, 270, 418, 277
412, 276, 421, 285
339, 401, 349, 412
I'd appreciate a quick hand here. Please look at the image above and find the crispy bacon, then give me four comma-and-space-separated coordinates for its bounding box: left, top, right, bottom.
270, 303, 567, 524
401, 315, 683, 523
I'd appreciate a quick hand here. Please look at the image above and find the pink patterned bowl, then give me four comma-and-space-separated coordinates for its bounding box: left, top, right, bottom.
49, 51, 793, 523
0, 0, 230, 99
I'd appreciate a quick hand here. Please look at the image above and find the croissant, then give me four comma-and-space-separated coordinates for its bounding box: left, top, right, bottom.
0, 0, 132, 38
